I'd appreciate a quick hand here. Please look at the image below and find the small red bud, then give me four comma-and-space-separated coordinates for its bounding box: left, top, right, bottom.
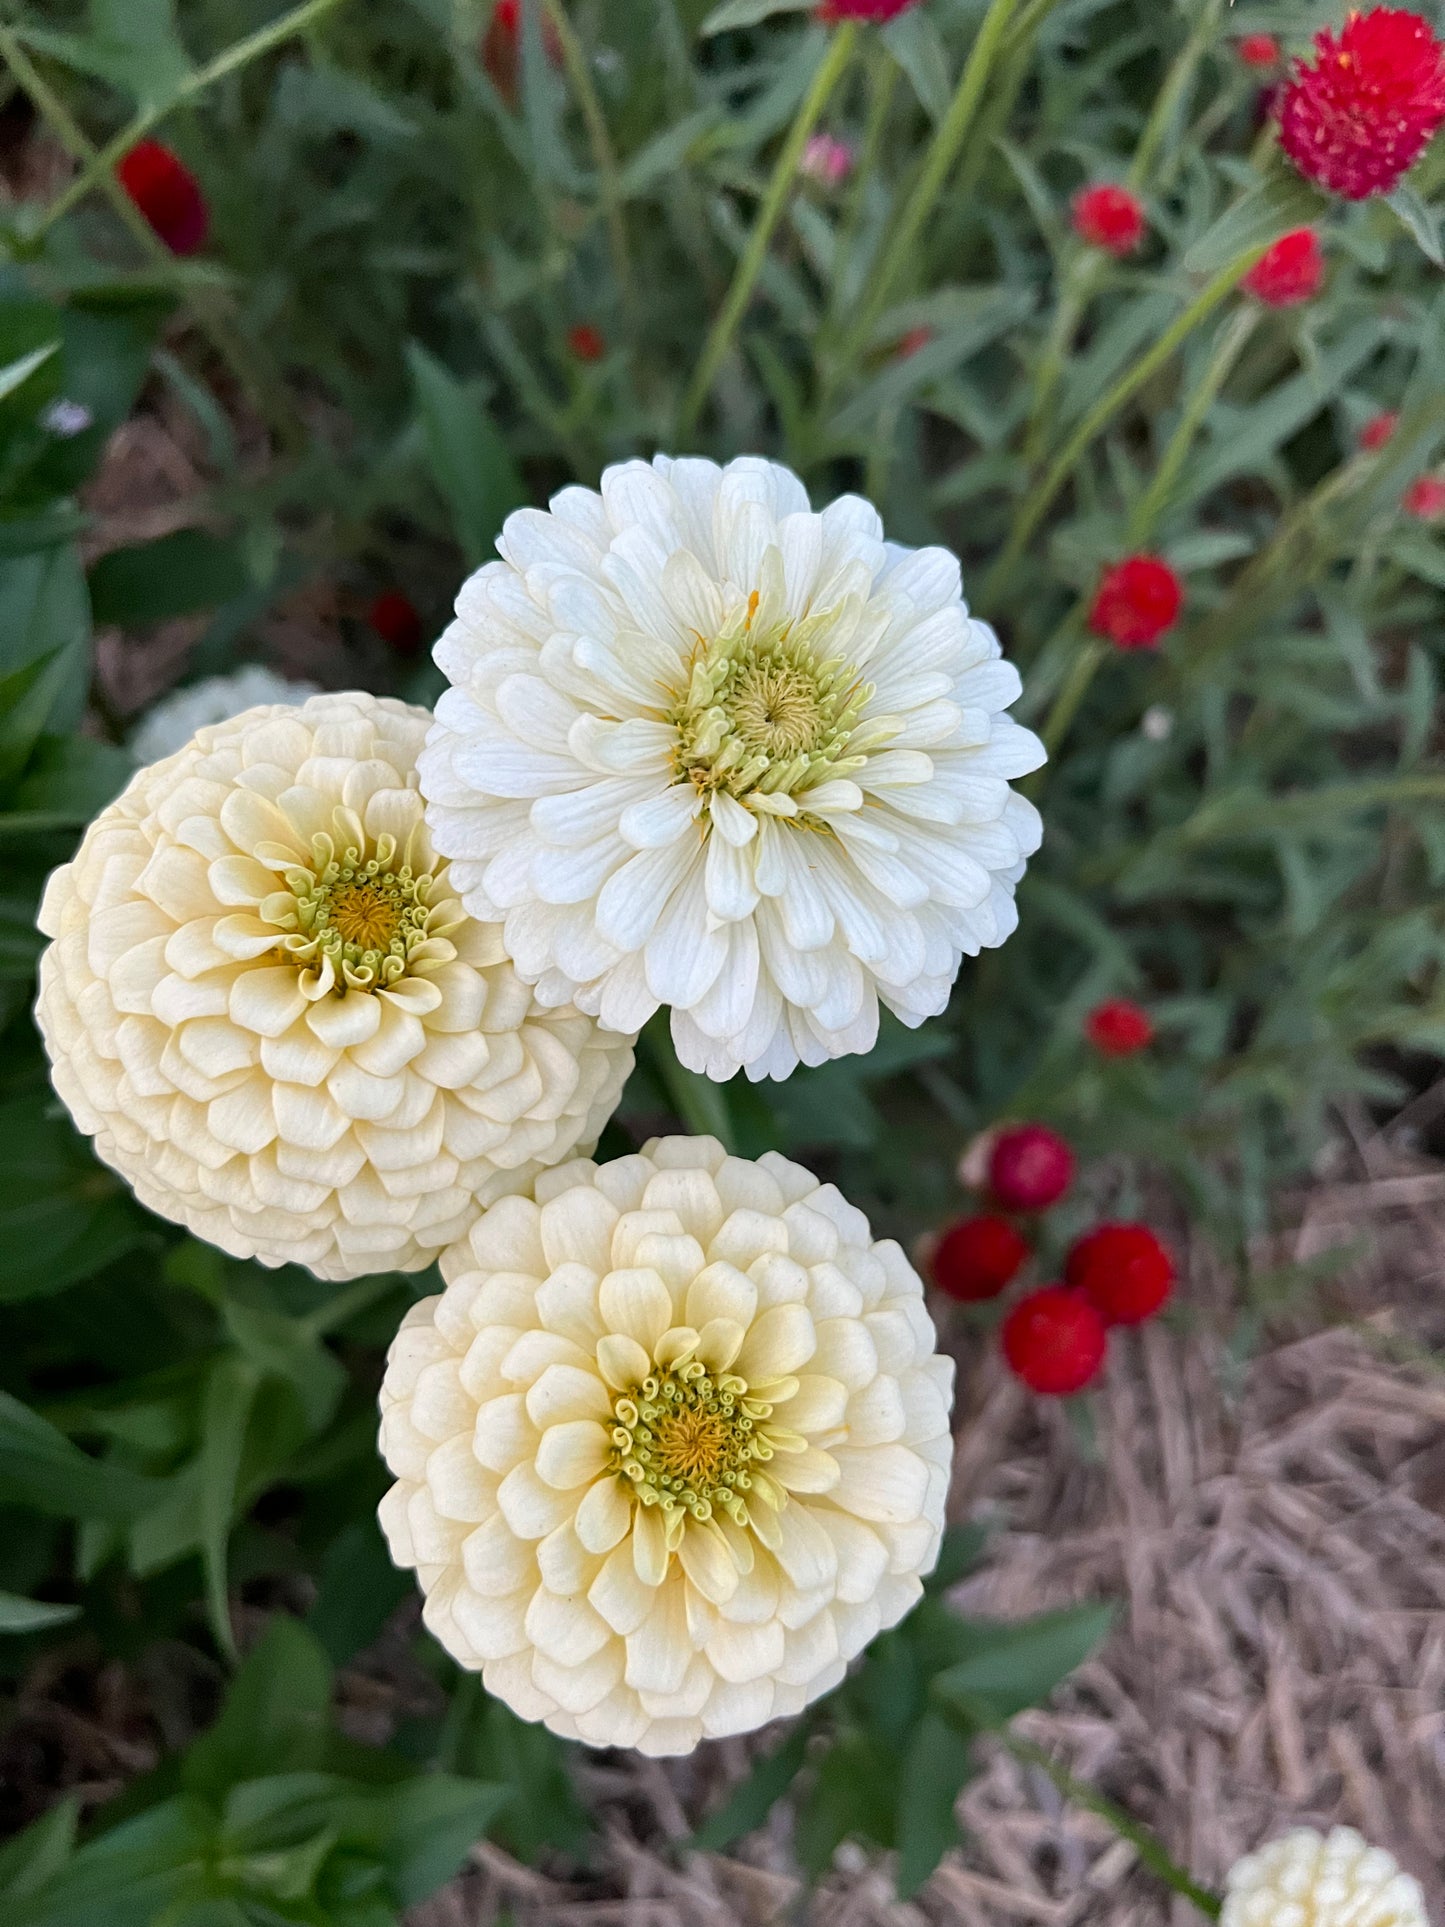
1002, 1287, 1107, 1395
931, 1214, 1030, 1303
989, 1125, 1075, 1213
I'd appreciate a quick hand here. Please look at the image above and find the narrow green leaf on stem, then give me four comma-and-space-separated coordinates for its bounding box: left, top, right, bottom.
644, 1016, 740, 1151
1129, 305, 1257, 543
679, 23, 859, 437
543, 0, 636, 319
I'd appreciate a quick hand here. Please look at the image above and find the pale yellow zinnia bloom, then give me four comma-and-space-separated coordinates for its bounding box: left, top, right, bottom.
1222, 1828, 1429, 1927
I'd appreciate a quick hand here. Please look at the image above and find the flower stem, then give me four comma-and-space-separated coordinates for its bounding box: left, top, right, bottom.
679, 23, 859, 438
543, 0, 636, 323
1128, 304, 1258, 543
1038, 636, 1106, 757
645, 1016, 739, 1152
1126, 0, 1224, 192
984, 237, 1276, 607
849, 0, 1021, 349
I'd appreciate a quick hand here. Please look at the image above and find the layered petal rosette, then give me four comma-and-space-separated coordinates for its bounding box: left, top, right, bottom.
420, 455, 1044, 1081
35, 693, 633, 1280
1222, 1828, 1428, 1927
377, 1136, 954, 1754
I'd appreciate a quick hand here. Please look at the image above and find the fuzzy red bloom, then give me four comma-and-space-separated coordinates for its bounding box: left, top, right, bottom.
1066, 1223, 1175, 1326
1002, 1288, 1107, 1395
1088, 556, 1183, 650
931, 1214, 1030, 1303
1243, 227, 1324, 306
567, 323, 606, 363
483, 0, 562, 106
369, 591, 424, 657
1071, 183, 1146, 256
1085, 998, 1154, 1057
1360, 410, 1399, 451
1278, 8, 1445, 201
1405, 474, 1445, 520
989, 1125, 1074, 1213
116, 141, 208, 256
818, 0, 923, 20
896, 325, 933, 359
1237, 32, 1281, 67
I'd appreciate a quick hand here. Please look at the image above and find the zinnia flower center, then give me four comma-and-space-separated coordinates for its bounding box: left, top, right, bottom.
611, 1358, 775, 1526
671, 590, 876, 812
282, 834, 438, 992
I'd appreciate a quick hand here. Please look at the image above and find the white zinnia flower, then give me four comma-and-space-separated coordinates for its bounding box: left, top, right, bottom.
36, 693, 634, 1280
377, 1135, 954, 1755
1222, 1828, 1429, 1927
130, 667, 320, 765
419, 455, 1044, 1082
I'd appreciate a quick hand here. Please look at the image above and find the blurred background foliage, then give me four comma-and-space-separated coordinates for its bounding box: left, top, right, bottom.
0, 0, 1442, 1917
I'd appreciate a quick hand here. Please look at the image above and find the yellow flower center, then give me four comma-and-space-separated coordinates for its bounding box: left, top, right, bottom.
611, 1359, 775, 1527
281, 834, 441, 993
326, 881, 404, 951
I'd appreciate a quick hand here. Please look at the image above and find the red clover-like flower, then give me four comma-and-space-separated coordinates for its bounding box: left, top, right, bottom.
1071, 183, 1146, 256
818, 0, 924, 20
1278, 7, 1445, 201
989, 1125, 1075, 1213
1002, 1288, 1108, 1395
1404, 474, 1445, 520
931, 1214, 1031, 1302
567, 323, 606, 363
117, 141, 208, 256
1238, 32, 1281, 68
1243, 227, 1324, 306
1085, 998, 1154, 1056
1066, 1223, 1175, 1325
1360, 410, 1399, 451
1088, 556, 1184, 650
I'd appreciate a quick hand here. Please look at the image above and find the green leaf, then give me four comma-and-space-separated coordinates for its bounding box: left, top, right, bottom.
184, 1616, 333, 1799
1183, 172, 1326, 276
382, 1775, 510, 1907
0, 1591, 81, 1634
0, 1391, 164, 1519
794, 1733, 896, 1874
932, 1603, 1114, 1729
926, 1522, 990, 1594
306, 1522, 413, 1665
88, 530, 251, 629
18, 0, 192, 106
693, 1719, 812, 1850
0, 1797, 77, 1904
0, 1094, 150, 1301
895, 1711, 975, 1897
0, 342, 60, 407
1386, 183, 1444, 268
882, 10, 952, 124
196, 1358, 261, 1663
406, 343, 528, 567
8, 734, 133, 824
701, 0, 813, 34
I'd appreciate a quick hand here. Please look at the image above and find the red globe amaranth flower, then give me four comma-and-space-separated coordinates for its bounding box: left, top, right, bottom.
1404, 474, 1445, 520
1088, 556, 1184, 650
1085, 998, 1154, 1057
116, 141, 208, 256
989, 1125, 1075, 1213
1071, 183, 1146, 257
1360, 410, 1399, 451
483, 0, 563, 106
1253, 80, 1282, 130
1066, 1223, 1175, 1326
1243, 227, 1324, 306
1278, 8, 1445, 201
1002, 1288, 1108, 1395
567, 323, 606, 363
932, 1214, 1030, 1303
1237, 32, 1281, 67
369, 591, 424, 657
896, 325, 933, 359
817, 0, 922, 20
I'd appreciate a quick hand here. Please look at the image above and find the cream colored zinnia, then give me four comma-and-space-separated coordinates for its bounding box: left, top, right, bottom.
419, 454, 1044, 1082
377, 1136, 954, 1754
35, 693, 633, 1280
1222, 1828, 1429, 1927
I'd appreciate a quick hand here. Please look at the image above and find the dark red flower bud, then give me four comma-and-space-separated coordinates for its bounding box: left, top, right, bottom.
567, 323, 606, 363
1085, 998, 1154, 1057
1405, 474, 1445, 521
1088, 556, 1184, 650
1237, 32, 1280, 68
817, 0, 924, 21
1071, 183, 1146, 257
1243, 228, 1324, 307
1002, 1287, 1108, 1395
116, 140, 208, 256
369, 591, 425, 657
1065, 1223, 1175, 1326
989, 1125, 1074, 1213
1359, 411, 1399, 452
931, 1214, 1030, 1303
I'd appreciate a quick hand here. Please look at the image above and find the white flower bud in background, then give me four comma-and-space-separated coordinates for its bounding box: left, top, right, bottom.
1222, 1828, 1429, 1927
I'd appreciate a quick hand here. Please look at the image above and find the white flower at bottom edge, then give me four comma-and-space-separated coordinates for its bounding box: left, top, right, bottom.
130, 666, 320, 766
36, 692, 634, 1280
419, 453, 1044, 1082
1222, 1828, 1429, 1927
377, 1135, 954, 1756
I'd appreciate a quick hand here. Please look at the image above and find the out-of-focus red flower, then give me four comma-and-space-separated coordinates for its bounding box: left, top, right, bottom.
1071, 182, 1146, 256
369, 591, 425, 657
1085, 998, 1154, 1057
931, 1214, 1030, 1303
801, 134, 856, 188
1243, 227, 1324, 306
817, 0, 923, 21
1237, 32, 1281, 67
116, 141, 208, 256
1002, 1287, 1108, 1395
567, 323, 606, 363
1404, 474, 1445, 520
1360, 410, 1399, 452
483, 0, 563, 107
896, 325, 933, 359
1253, 80, 1282, 130
1278, 7, 1445, 200
1065, 1223, 1175, 1326
1088, 556, 1184, 650
989, 1125, 1074, 1213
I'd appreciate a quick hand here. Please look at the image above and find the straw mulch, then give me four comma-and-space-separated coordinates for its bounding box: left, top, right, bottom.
415, 1118, 1445, 1926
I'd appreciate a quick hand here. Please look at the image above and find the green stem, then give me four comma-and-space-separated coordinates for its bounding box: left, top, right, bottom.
1002, 1736, 1222, 1919
1126, 0, 1223, 192
850, 0, 1021, 349
25, 0, 350, 240
1129, 304, 1257, 543
543, 0, 635, 321
825, 42, 897, 334
644, 1016, 739, 1152
984, 236, 1275, 607
679, 23, 858, 438
1038, 636, 1106, 757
